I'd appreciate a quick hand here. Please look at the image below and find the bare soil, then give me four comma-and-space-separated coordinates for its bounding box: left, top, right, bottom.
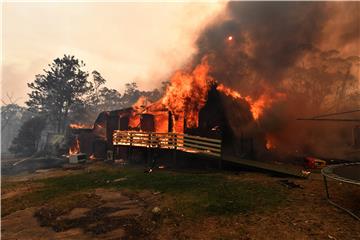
2, 166, 360, 240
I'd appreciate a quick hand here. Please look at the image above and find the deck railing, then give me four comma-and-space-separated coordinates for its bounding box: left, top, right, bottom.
113, 131, 222, 157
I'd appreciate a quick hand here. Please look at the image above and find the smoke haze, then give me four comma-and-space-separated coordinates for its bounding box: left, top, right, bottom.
193, 2, 360, 159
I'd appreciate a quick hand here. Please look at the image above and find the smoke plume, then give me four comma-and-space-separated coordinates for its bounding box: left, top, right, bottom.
193, 2, 360, 159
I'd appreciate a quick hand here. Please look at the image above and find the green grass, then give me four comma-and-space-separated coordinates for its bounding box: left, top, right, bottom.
2, 167, 285, 217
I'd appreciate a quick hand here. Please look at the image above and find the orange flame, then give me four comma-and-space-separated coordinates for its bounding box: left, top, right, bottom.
89, 153, 96, 160
154, 112, 169, 132
128, 112, 141, 129
160, 57, 212, 131
265, 134, 276, 150
127, 57, 286, 133
129, 58, 213, 133
69, 123, 93, 129
69, 137, 80, 155
216, 83, 286, 120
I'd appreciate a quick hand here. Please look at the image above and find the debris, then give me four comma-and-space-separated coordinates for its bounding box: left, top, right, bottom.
113, 177, 127, 183
153, 191, 161, 195
68, 153, 87, 164
158, 165, 165, 169
278, 179, 303, 189
151, 207, 161, 215
35, 169, 53, 173
12, 157, 31, 166
304, 157, 326, 169
144, 168, 153, 173
62, 163, 85, 170
301, 170, 311, 176
114, 159, 126, 164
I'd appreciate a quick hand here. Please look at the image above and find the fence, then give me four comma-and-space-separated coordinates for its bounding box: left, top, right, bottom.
113, 131, 222, 157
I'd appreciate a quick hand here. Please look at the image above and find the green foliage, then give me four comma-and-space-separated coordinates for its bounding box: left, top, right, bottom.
2, 168, 285, 217
26, 55, 92, 132
9, 116, 47, 156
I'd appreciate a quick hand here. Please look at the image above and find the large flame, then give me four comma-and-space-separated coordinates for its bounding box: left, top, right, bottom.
129, 57, 213, 133
160, 57, 212, 131
69, 137, 80, 155
128, 57, 285, 133
216, 83, 286, 120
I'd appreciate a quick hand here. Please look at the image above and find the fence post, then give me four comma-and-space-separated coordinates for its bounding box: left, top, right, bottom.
172, 133, 177, 167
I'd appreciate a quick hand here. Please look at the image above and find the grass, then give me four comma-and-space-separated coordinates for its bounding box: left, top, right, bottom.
2, 167, 286, 217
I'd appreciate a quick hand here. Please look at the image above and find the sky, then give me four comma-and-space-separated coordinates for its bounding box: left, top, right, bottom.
1, 1, 226, 106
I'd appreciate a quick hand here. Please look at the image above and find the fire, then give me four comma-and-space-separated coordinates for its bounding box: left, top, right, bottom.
89, 153, 96, 160
128, 58, 212, 133
132, 96, 152, 112
265, 134, 276, 150
216, 83, 261, 119
160, 57, 212, 131
69, 137, 80, 155
69, 123, 93, 129
216, 83, 245, 99
127, 57, 286, 133
216, 83, 286, 120
249, 95, 268, 120
128, 112, 140, 129
154, 113, 169, 132
227, 35, 233, 41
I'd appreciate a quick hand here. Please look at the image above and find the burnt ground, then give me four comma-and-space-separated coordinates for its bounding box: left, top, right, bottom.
1, 162, 360, 240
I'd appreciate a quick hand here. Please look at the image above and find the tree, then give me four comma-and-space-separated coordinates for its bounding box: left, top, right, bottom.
285, 48, 360, 114
26, 55, 92, 133
120, 82, 141, 107
98, 87, 123, 110
1, 103, 34, 154
9, 116, 46, 156
90, 70, 106, 106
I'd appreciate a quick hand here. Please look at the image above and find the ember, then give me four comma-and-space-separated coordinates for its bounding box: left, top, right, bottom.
265, 134, 276, 150
69, 137, 80, 155
89, 154, 96, 160
69, 123, 93, 129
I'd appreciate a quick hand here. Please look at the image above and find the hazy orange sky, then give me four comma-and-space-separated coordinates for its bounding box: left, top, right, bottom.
1, 2, 226, 105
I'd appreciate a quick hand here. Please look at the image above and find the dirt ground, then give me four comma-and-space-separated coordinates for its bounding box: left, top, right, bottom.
2, 165, 360, 240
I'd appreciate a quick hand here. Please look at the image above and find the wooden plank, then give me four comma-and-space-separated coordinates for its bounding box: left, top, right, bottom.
184, 134, 222, 143
183, 142, 221, 153
222, 155, 309, 178
184, 149, 221, 157
112, 130, 223, 158
182, 138, 221, 148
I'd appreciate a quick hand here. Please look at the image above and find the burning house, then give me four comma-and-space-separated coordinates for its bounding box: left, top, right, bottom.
67, 59, 269, 164
68, 1, 359, 167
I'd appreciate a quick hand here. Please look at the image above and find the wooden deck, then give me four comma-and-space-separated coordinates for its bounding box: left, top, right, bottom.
113, 130, 309, 178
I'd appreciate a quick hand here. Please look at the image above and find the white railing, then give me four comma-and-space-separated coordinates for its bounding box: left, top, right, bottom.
113, 131, 221, 157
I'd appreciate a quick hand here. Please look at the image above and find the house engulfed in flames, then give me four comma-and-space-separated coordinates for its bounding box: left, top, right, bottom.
68, 59, 274, 162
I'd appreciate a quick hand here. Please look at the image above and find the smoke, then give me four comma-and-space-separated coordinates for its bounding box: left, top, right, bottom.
198, 2, 325, 84
193, 2, 360, 159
